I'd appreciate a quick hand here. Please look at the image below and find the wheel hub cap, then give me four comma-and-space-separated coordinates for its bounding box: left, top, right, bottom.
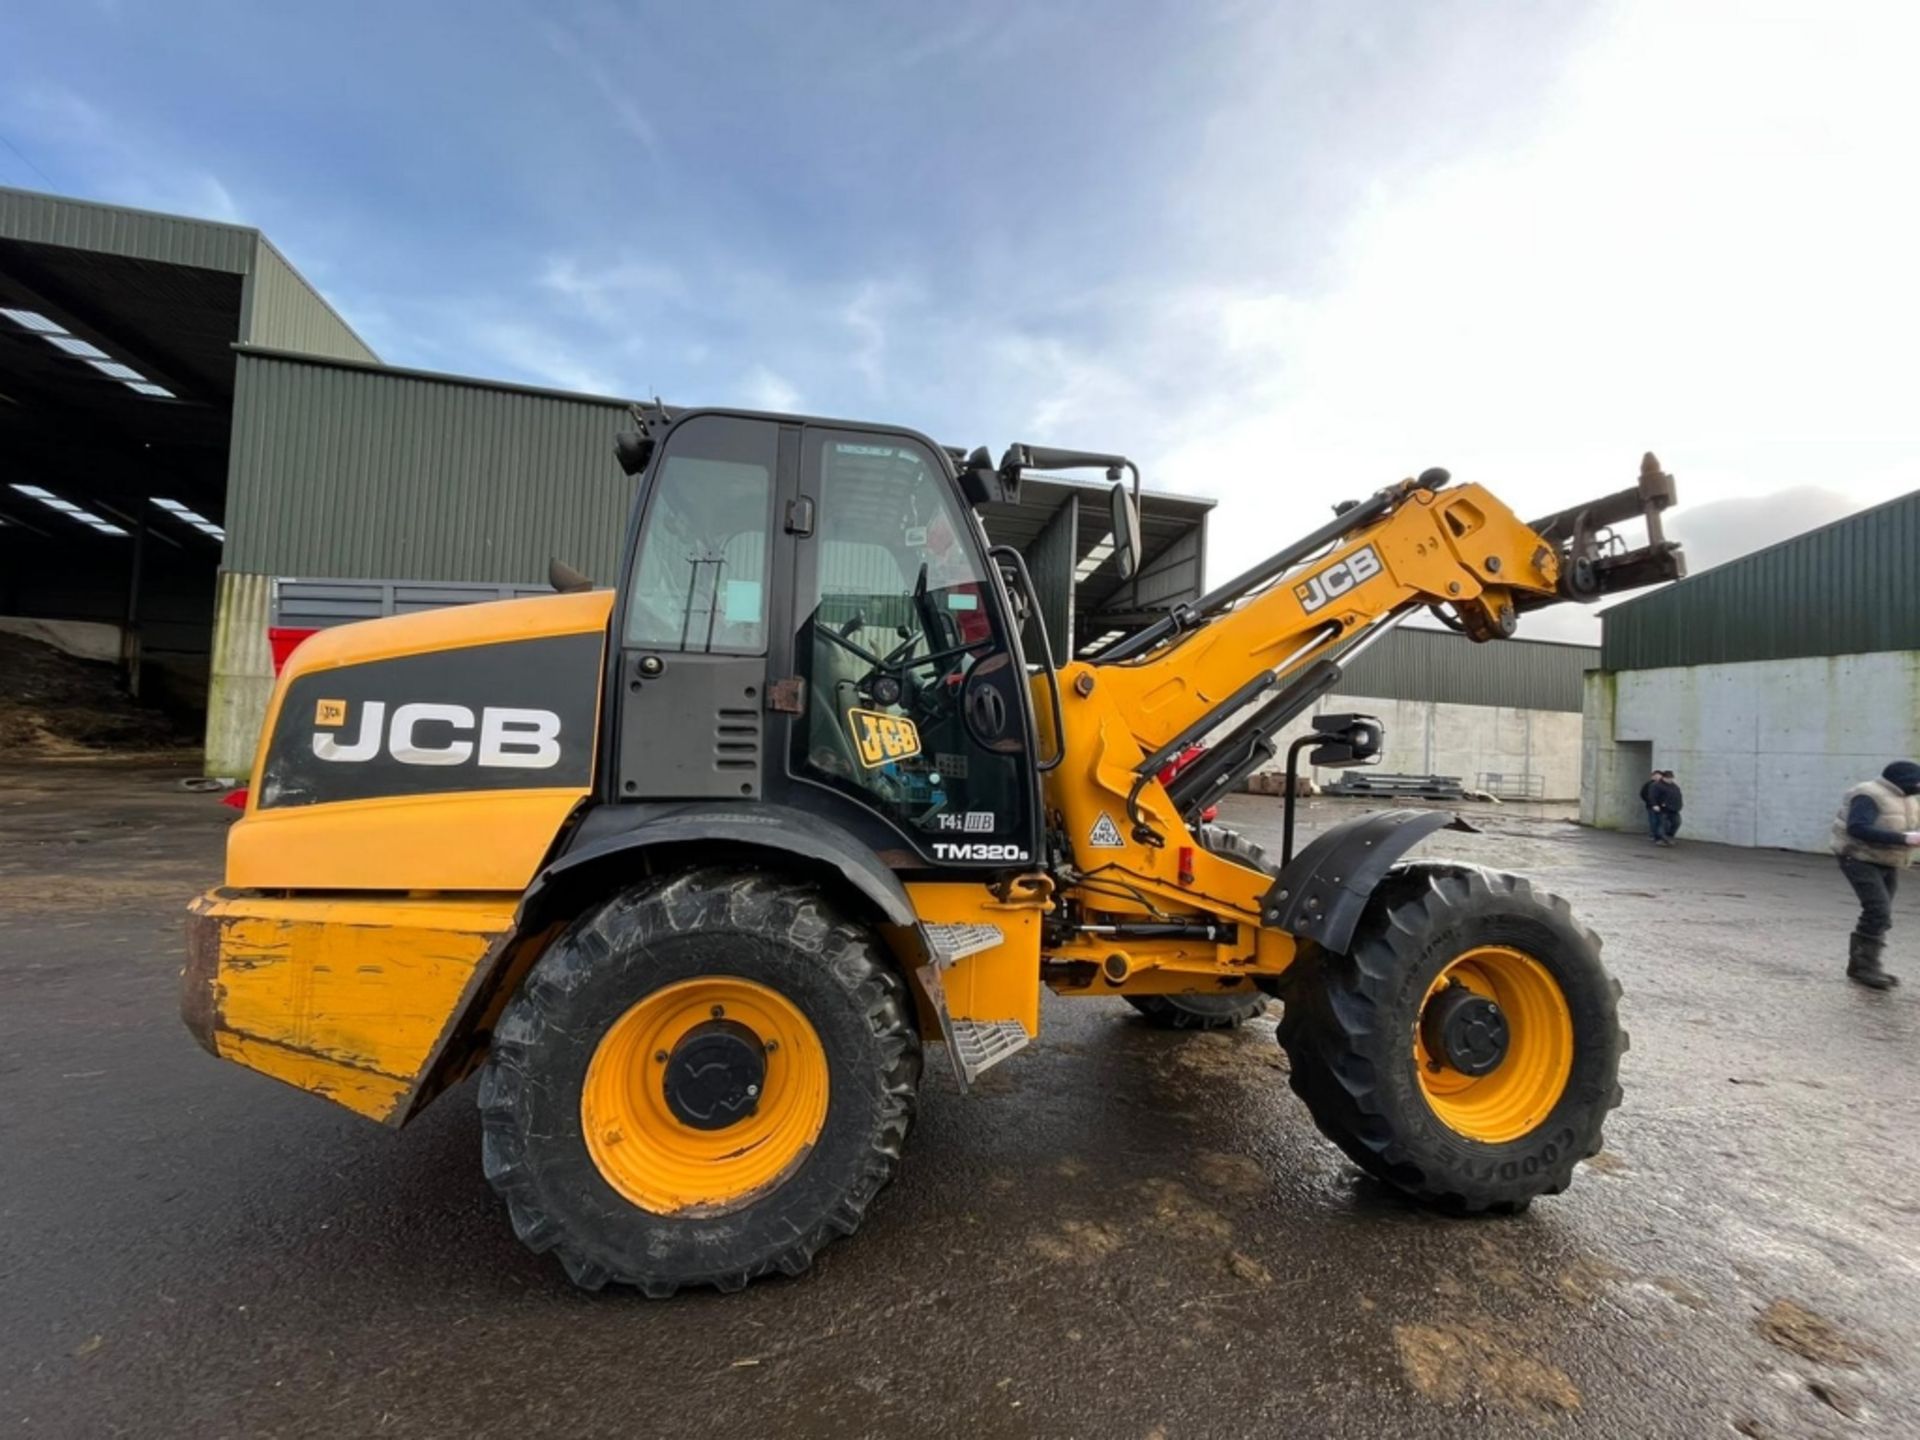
1414, 945, 1574, 1144
581, 977, 830, 1215
662, 1020, 767, 1130
1421, 984, 1508, 1076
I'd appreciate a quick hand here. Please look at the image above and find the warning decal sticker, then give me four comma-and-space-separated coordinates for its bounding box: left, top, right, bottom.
1088, 812, 1126, 848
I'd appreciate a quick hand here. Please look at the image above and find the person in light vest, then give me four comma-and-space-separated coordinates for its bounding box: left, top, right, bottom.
1831, 760, 1920, 989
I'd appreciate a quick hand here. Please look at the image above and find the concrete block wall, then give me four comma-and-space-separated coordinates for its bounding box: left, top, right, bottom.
1254, 692, 1584, 799
1581, 651, 1920, 849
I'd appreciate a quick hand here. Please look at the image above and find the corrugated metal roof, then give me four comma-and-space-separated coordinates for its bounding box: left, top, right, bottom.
0, 185, 377, 364
1340, 627, 1598, 712
225, 349, 640, 583
1601, 488, 1920, 670
241, 239, 378, 362
0, 185, 258, 271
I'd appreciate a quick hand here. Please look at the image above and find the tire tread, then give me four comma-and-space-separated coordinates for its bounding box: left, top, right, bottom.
478, 867, 920, 1296
1278, 861, 1626, 1213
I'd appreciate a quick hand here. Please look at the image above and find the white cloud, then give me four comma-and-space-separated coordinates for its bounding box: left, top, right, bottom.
541, 255, 685, 316
975, 0, 1920, 641
2, 83, 245, 224
539, 22, 665, 164
463, 319, 625, 397
842, 278, 917, 394
739, 363, 800, 412
185, 172, 241, 223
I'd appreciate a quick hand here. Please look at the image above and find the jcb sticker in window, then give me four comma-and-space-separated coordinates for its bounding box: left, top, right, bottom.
314, 699, 348, 727
847, 709, 922, 768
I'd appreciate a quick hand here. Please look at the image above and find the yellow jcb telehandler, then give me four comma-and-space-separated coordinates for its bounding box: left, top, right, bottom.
184, 408, 1681, 1294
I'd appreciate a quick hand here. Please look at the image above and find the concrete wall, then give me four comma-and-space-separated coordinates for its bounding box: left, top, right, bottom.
1255, 692, 1585, 799
1581, 651, 1920, 849
0, 617, 122, 663
205, 572, 275, 779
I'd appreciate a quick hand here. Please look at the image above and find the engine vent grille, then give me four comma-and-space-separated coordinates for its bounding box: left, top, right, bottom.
715, 707, 761, 772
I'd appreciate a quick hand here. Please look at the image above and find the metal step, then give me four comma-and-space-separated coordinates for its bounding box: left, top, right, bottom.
914, 958, 1030, 1090
947, 1018, 1030, 1085
923, 922, 1004, 967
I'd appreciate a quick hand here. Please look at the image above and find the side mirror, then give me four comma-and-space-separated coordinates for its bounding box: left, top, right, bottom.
549, 558, 594, 593
1108, 482, 1142, 581
958, 445, 1016, 507
613, 431, 655, 477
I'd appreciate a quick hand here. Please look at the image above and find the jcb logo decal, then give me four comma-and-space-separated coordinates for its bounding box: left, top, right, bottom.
1295, 545, 1384, 615
312, 701, 562, 769
847, 708, 921, 768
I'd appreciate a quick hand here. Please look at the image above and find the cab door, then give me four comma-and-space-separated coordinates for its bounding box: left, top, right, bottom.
784, 427, 1041, 870
612, 414, 791, 801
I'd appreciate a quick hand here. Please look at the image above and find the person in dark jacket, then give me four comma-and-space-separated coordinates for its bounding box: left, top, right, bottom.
1654, 771, 1682, 844
1831, 760, 1920, 989
1640, 770, 1682, 845
1638, 769, 1665, 842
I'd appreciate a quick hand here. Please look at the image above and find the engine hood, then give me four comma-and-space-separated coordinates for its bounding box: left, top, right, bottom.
226, 590, 614, 893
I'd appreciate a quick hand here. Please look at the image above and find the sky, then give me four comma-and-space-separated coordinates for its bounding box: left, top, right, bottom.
4, 0, 1915, 642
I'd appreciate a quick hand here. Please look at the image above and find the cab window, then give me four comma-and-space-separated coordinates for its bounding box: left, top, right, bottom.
794, 433, 1031, 854
625, 417, 774, 654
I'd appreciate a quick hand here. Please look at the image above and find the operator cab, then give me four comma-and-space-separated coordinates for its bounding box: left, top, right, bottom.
605, 410, 1055, 872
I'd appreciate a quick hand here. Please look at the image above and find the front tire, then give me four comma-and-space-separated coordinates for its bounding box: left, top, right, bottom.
1277, 862, 1623, 1212
478, 868, 921, 1295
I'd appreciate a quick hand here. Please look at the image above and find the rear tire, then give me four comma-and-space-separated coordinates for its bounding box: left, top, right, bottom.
1123, 824, 1274, 1030
1124, 991, 1269, 1029
478, 868, 921, 1295
1277, 862, 1623, 1212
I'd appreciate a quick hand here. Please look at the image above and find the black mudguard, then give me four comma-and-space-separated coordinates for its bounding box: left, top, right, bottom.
410, 802, 923, 1126
1262, 808, 1474, 955
525, 800, 920, 930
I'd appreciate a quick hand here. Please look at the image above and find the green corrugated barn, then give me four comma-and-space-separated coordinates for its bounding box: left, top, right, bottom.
1583, 488, 1920, 849
1, 187, 1216, 773
5, 186, 1602, 787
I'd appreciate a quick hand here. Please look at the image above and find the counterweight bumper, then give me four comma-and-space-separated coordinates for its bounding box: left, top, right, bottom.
183, 889, 518, 1124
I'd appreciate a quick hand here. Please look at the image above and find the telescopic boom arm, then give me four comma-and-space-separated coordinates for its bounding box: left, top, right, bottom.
1089, 453, 1683, 761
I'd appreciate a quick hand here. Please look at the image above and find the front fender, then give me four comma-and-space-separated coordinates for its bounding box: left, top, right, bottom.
1262, 809, 1474, 954
526, 802, 921, 930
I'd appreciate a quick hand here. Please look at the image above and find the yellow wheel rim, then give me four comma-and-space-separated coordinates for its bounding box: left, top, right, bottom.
1415, 945, 1573, 1144
581, 977, 829, 1216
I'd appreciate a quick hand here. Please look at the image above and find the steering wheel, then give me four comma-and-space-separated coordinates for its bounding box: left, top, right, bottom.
817, 621, 889, 673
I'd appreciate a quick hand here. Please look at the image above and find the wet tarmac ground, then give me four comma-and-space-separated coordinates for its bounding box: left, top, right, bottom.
3, 762, 1919, 1438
